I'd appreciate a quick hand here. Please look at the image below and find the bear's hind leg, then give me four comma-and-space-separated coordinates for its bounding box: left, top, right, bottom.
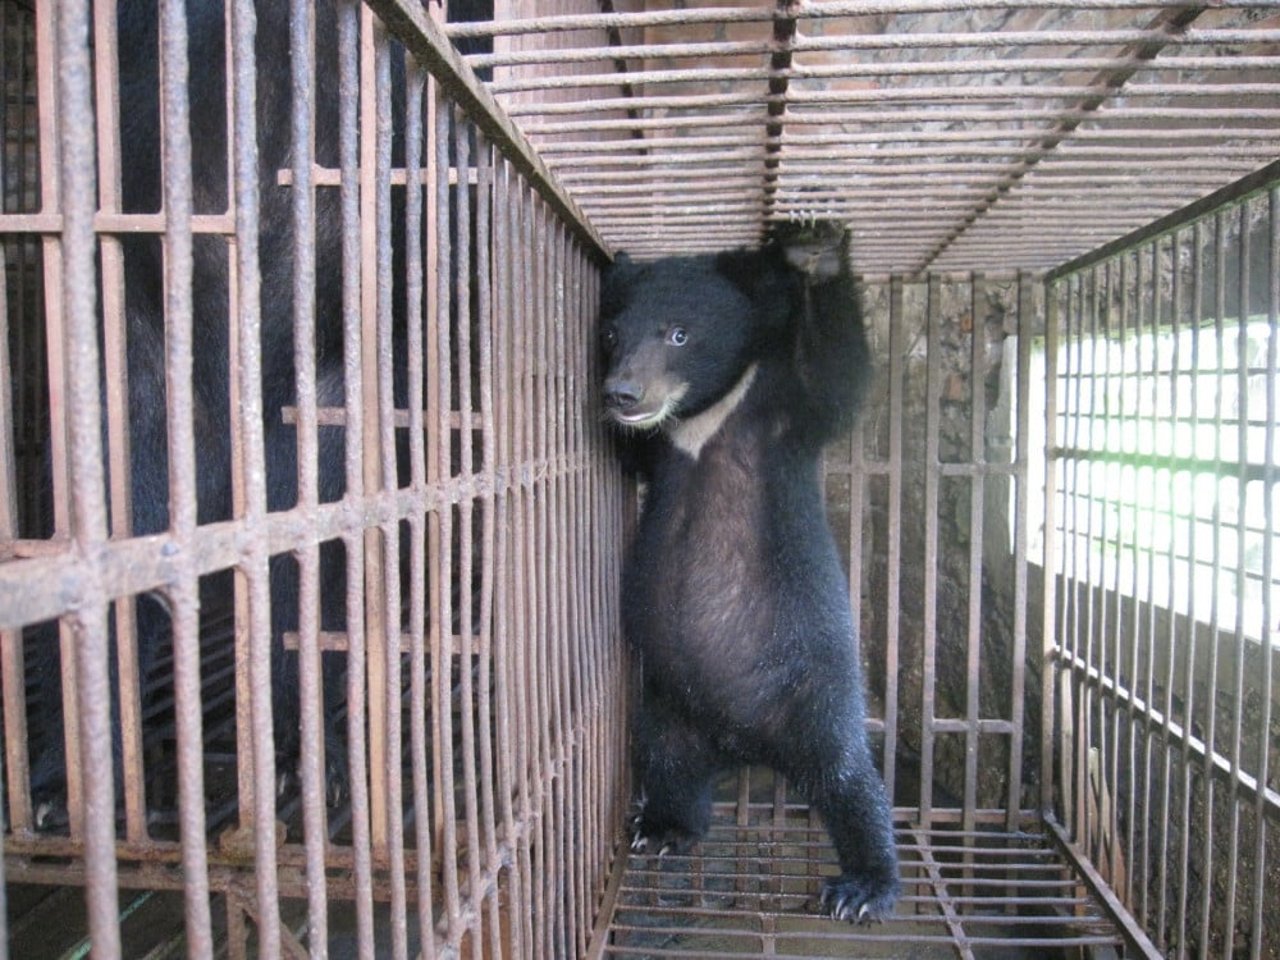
804, 751, 900, 923
630, 694, 722, 856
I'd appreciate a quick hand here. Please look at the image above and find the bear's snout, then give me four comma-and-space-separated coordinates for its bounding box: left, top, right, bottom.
603, 377, 645, 412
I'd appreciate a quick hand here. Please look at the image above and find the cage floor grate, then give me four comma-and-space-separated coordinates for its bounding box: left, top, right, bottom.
591, 811, 1127, 960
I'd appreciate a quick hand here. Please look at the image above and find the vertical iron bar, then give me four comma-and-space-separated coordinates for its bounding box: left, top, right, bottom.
1007, 272, 1032, 829
1054, 274, 1073, 834
404, 53, 437, 960
920, 273, 941, 826
0, 253, 32, 835
371, 18, 408, 960
1057, 275, 1076, 836
338, 2, 375, 951
539, 213, 556, 960
230, 0, 283, 950
554, 218, 575, 959
158, 0, 215, 949
227, 896, 248, 960
1139, 237, 1160, 926
37, 0, 86, 843
55, 0, 120, 951
1174, 218, 1206, 960
92, 0, 147, 843
1040, 276, 1060, 819
532, 198, 551, 960
1080, 265, 1099, 861
1068, 271, 1086, 848
1100, 257, 1121, 896
1221, 196, 1252, 960
545, 201, 560, 958
1156, 228, 1184, 951
433, 86, 462, 944
570, 235, 592, 955
360, 7, 389, 858
474, 132, 503, 960
554, 208, 570, 957
35, 0, 68, 544
1246, 184, 1278, 960
963, 274, 986, 851
227, 0, 253, 856
425, 49, 444, 860
884, 276, 903, 803
454, 111, 484, 951
1117, 247, 1134, 912
287, 0, 330, 953
565, 223, 582, 957
1196, 209, 1229, 960
492, 151, 519, 960
512, 173, 536, 960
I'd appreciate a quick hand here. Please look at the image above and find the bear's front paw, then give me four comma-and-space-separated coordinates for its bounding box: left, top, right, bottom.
819, 872, 899, 924
629, 810, 702, 857
774, 219, 849, 281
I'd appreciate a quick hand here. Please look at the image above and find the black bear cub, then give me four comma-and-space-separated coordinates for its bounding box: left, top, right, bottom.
600, 222, 899, 922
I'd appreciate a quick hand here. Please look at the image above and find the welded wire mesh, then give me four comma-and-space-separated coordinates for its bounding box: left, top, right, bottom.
1045, 176, 1279, 959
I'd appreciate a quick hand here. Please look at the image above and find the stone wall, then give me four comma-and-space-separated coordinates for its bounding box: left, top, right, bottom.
826, 272, 1045, 813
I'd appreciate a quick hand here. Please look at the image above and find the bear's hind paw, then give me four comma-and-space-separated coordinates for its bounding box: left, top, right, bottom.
629, 813, 701, 858
819, 873, 898, 924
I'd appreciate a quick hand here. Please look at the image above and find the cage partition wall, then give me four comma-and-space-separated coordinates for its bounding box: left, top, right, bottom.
0, 0, 1276, 957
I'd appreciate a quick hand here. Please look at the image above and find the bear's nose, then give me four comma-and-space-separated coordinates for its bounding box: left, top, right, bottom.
603, 379, 643, 411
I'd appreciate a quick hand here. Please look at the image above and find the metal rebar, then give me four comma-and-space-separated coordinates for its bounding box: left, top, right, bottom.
157, 0, 216, 950
53, 0, 120, 951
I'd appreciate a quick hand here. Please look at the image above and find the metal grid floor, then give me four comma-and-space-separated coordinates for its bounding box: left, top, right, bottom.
590, 807, 1127, 959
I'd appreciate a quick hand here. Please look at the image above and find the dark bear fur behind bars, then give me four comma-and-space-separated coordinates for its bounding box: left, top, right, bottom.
600, 223, 899, 922
28, 0, 374, 828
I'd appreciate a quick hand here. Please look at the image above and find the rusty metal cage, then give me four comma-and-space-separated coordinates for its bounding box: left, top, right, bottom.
0, 0, 1277, 957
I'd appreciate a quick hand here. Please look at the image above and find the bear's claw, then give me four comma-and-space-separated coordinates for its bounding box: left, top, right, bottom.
629, 810, 701, 858
819, 874, 898, 924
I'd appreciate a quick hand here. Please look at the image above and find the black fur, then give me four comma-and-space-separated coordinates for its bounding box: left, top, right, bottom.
600, 224, 899, 922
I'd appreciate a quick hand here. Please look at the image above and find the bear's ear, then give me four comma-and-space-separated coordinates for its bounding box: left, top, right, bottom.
714, 245, 796, 330
600, 251, 639, 319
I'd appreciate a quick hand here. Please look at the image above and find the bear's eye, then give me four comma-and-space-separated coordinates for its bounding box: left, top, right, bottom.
602, 327, 618, 350
667, 326, 688, 347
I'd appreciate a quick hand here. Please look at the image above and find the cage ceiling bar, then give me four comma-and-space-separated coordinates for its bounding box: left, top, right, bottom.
453, 0, 1280, 270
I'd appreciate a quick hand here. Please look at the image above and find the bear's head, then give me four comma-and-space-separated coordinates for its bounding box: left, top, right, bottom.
598, 246, 797, 431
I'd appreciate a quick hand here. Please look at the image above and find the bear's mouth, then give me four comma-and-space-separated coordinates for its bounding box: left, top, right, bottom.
610, 406, 670, 429
605, 381, 687, 431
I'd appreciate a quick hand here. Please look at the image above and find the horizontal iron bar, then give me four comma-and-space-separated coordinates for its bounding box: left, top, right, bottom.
466, 28, 1280, 67
1050, 445, 1267, 482
489, 55, 1280, 93
0, 212, 235, 235
445, 0, 1280, 37
0, 455, 591, 629
521, 106, 1280, 135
